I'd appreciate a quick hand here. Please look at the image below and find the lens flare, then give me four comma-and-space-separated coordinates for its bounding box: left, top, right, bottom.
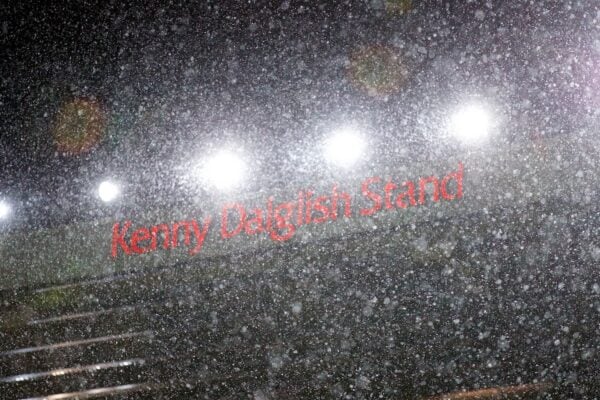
348, 46, 408, 96
53, 98, 106, 155
385, 0, 413, 16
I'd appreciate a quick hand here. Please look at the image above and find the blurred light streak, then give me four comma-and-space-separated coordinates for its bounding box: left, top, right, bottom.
0, 331, 153, 357
0, 359, 145, 383
22, 383, 151, 400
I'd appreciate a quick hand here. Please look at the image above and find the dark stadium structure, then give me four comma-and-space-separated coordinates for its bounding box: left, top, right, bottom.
2, 196, 598, 398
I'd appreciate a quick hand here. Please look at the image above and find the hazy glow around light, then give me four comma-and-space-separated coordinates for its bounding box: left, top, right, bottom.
0, 200, 11, 219
324, 128, 367, 168
200, 150, 246, 191
98, 181, 120, 203
449, 104, 492, 144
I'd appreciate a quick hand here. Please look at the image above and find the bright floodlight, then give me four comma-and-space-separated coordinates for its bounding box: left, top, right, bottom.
200, 150, 246, 191
449, 104, 492, 144
0, 200, 11, 220
324, 127, 367, 168
98, 181, 120, 203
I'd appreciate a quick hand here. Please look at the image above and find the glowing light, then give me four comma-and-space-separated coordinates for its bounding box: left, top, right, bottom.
449, 104, 492, 144
98, 181, 120, 203
324, 128, 367, 168
199, 150, 247, 191
0, 200, 11, 219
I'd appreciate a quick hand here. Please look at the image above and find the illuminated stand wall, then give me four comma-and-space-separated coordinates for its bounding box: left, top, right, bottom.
0, 117, 598, 289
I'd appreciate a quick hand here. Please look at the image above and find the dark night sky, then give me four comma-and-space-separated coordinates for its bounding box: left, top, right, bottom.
0, 1, 598, 228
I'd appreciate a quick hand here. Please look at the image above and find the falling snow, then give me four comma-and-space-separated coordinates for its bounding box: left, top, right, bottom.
0, 1, 599, 399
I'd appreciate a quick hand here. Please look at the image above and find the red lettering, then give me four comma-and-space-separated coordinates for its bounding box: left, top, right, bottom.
270, 202, 296, 241
384, 181, 397, 209
304, 191, 313, 224
297, 191, 304, 226
331, 185, 352, 219
418, 176, 440, 204
441, 161, 464, 200
190, 217, 212, 255
244, 208, 265, 235
131, 227, 151, 254
150, 224, 170, 250
221, 203, 246, 239
266, 196, 274, 233
172, 221, 193, 248
111, 221, 132, 258
313, 196, 331, 223
110, 164, 466, 257
396, 181, 417, 208
360, 177, 382, 216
